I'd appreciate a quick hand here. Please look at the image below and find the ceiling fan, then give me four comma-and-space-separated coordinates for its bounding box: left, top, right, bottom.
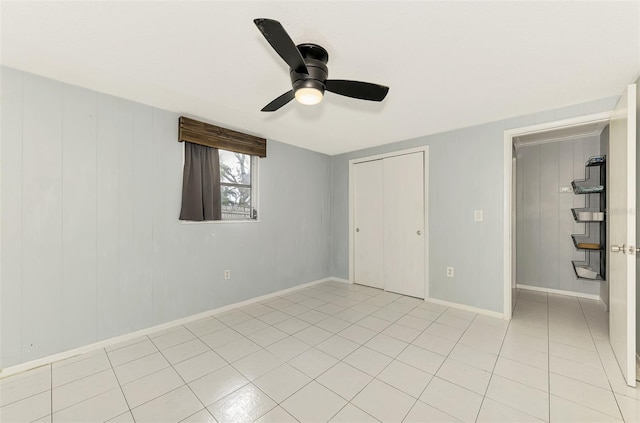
254, 18, 390, 112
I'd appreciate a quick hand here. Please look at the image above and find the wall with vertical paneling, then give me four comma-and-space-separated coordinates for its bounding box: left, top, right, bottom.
0, 67, 332, 368
330, 97, 618, 313
515, 136, 602, 295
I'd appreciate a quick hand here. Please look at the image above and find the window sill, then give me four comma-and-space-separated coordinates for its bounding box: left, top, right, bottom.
180, 220, 262, 225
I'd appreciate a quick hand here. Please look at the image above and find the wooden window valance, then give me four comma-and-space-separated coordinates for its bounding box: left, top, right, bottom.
179, 116, 267, 157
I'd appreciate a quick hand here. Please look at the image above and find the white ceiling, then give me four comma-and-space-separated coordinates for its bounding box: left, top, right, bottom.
1, 1, 639, 155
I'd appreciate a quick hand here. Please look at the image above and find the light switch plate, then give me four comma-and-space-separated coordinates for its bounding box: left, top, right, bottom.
474, 210, 484, 222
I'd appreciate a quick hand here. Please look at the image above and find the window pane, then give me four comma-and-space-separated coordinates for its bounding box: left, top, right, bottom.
219, 150, 251, 185
221, 186, 252, 220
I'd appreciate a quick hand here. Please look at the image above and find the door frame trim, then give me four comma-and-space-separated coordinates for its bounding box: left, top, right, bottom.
503, 111, 612, 320
349, 146, 430, 298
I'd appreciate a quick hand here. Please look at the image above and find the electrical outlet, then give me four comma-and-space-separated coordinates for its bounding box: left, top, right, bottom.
474, 210, 484, 222
24, 342, 37, 357
559, 186, 573, 193
446, 267, 454, 278
224, 270, 231, 280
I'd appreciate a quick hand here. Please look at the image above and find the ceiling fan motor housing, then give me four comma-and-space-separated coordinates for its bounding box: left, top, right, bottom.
290, 44, 329, 94
291, 63, 327, 93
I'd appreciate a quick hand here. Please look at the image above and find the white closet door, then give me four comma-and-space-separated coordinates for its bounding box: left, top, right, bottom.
354, 159, 384, 289
383, 152, 425, 298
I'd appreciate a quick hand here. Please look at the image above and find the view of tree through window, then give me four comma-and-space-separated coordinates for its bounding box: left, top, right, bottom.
219, 149, 255, 220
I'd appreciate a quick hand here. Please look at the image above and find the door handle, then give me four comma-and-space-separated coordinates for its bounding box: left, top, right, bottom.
628, 245, 639, 255
611, 244, 626, 253
356, 228, 360, 232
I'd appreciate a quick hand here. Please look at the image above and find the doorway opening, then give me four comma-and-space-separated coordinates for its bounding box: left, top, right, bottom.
503, 112, 612, 320
506, 85, 639, 388
512, 120, 610, 307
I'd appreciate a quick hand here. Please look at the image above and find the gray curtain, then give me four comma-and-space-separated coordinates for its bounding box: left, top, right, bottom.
179, 142, 222, 221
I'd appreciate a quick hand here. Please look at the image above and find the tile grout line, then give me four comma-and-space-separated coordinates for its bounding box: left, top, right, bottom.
255, 292, 415, 419
212, 285, 367, 420
46, 352, 136, 420
547, 295, 627, 420
472, 304, 512, 422
176, 324, 243, 419
20, 284, 632, 422
542, 294, 635, 416
49, 382, 126, 419
105, 336, 160, 368
7, 286, 440, 420
250, 290, 433, 421
477, 291, 552, 421
141, 310, 323, 420
263, 290, 418, 421
0, 366, 51, 409
398, 304, 459, 421
310, 295, 430, 422
314, 299, 442, 423
577, 297, 626, 421
104, 347, 137, 423
5, 283, 523, 423
402, 310, 486, 421
176, 290, 469, 422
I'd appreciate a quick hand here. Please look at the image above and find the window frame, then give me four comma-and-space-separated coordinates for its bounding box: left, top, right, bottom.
180, 146, 261, 225
219, 150, 259, 222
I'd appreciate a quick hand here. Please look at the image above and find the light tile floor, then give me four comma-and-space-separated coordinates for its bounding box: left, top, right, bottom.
2, 281, 639, 422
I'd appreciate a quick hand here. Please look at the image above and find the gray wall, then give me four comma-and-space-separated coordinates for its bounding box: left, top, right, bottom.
1, 67, 332, 368
330, 97, 619, 314
515, 136, 602, 296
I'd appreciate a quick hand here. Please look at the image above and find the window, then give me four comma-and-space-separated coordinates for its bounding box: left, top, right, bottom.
178, 117, 265, 223
219, 149, 258, 221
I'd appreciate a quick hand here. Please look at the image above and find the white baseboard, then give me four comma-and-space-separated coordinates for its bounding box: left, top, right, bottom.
425, 297, 505, 320
0, 277, 338, 378
636, 353, 640, 382
330, 277, 351, 284
516, 284, 601, 301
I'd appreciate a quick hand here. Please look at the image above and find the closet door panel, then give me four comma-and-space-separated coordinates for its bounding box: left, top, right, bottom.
383, 152, 425, 298
354, 160, 384, 289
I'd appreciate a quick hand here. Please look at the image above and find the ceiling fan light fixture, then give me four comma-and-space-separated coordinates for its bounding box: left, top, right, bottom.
295, 87, 323, 105
254, 18, 389, 112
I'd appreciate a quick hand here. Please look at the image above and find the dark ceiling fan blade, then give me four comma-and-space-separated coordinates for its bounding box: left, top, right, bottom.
254, 18, 308, 75
325, 80, 389, 101
261, 90, 295, 112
